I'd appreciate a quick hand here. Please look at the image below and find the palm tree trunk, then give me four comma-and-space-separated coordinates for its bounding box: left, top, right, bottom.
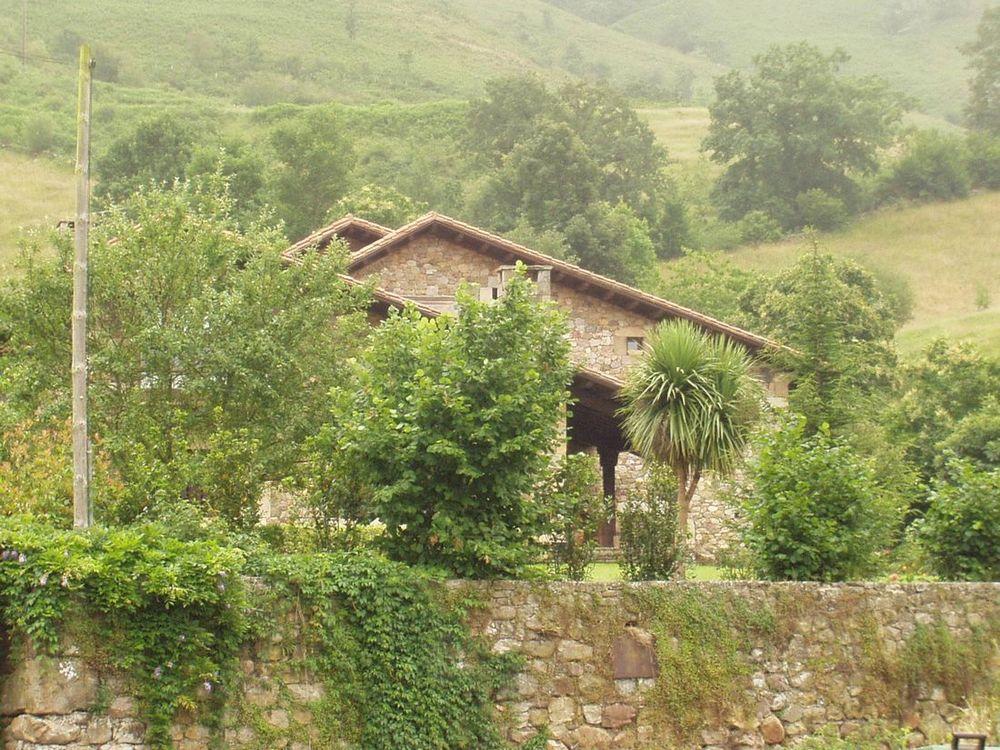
674, 463, 702, 544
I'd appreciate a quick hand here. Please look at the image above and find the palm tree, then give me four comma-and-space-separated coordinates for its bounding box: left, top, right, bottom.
619, 319, 762, 541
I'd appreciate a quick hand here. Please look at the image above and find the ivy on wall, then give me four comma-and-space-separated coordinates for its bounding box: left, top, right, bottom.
0, 517, 519, 750
0, 516, 247, 746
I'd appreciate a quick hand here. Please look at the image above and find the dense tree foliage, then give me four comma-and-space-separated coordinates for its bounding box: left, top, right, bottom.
322, 272, 574, 577
95, 113, 200, 204
704, 43, 904, 229
879, 130, 971, 203
889, 340, 1000, 485
964, 7, 1000, 134
740, 248, 899, 433
740, 419, 901, 581
329, 183, 427, 229
269, 109, 356, 239
562, 202, 658, 287
466, 75, 689, 283
0, 181, 368, 527
620, 320, 761, 540
919, 459, 1000, 581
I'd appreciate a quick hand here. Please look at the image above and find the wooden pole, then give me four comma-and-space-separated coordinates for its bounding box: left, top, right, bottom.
72, 45, 93, 529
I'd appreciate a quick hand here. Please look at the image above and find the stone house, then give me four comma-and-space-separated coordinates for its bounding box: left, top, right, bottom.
285, 212, 788, 557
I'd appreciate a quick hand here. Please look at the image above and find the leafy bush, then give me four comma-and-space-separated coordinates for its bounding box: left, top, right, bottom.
536, 453, 605, 581
880, 130, 971, 202
324, 271, 573, 577
619, 463, 683, 581
740, 418, 901, 581
23, 113, 58, 155
795, 188, 848, 230
966, 132, 1000, 189
919, 460, 1000, 581
737, 210, 782, 245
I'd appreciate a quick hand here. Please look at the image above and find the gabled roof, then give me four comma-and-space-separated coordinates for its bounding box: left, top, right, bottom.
345, 212, 781, 352
282, 215, 391, 263
337, 272, 623, 396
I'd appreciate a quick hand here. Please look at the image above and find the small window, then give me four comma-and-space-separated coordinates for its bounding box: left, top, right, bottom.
626, 336, 645, 354
491, 287, 500, 300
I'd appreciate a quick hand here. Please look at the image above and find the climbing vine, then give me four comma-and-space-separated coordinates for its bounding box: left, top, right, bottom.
0, 517, 519, 750
249, 551, 520, 750
0, 516, 247, 747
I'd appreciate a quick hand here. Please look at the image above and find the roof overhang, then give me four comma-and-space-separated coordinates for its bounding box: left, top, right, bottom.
344, 212, 784, 354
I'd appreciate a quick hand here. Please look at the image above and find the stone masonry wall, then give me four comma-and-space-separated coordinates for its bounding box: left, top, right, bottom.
3, 582, 998, 750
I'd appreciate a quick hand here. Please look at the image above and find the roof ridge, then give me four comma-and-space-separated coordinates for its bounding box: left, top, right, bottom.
346, 212, 783, 352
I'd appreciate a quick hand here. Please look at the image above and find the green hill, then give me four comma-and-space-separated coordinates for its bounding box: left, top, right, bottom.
0, 0, 715, 106
0, 150, 73, 274
554, 0, 995, 121
685, 191, 1000, 357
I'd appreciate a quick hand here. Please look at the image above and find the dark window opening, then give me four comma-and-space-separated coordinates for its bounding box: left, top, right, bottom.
626, 336, 644, 354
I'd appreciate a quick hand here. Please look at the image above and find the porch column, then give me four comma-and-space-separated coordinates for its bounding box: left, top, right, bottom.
597, 446, 619, 547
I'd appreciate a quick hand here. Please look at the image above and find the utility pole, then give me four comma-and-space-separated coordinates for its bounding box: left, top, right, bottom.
72, 45, 93, 529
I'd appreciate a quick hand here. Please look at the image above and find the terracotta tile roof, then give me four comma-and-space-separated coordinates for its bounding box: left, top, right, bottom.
281, 215, 391, 263
343, 212, 783, 353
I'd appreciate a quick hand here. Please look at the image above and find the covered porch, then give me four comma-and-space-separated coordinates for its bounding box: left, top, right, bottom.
568, 368, 632, 547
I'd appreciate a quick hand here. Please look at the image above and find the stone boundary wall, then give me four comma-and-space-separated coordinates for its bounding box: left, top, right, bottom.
2, 582, 998, 749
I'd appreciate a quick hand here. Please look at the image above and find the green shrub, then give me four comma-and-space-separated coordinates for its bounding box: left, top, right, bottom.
619, 463, 683, 581
324, 271, 574, 578
23, 113, 57, 155
737, 210, 782, 245
537, 453, 606, 581
919, 459, 1000, 581
740, 418, 901, 581
966, 132, 1000, 189
795, 188, 848, 230
881, 130, 971, 202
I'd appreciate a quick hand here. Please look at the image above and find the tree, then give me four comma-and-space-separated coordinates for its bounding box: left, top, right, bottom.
269, 109, 355, 240
562, 202, 658, 288
740, 246, 899, 434
964, 7, 1000, 134
471, 121, 600, 231
324, 271, 574, 578
740, 418, 900, 581
0, 181, 368, 527
186, 138, 270, 226
95, 113, 201, 204
329, 183, 427, 229
879, 130, 971, 203
658, 249, 759, 324
466, 76, 686, 261
466, 75, 562, 166
919, 459, 1000, 581
620, 319, 762, 541
889, 340, 1000, 484
704, 43, 905, 229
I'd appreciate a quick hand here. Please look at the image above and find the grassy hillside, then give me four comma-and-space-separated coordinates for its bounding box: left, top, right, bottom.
0, 0, 715, 106
558, 0, 994, 121
715, 192, 1000, 356
0, 150, 73, 274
